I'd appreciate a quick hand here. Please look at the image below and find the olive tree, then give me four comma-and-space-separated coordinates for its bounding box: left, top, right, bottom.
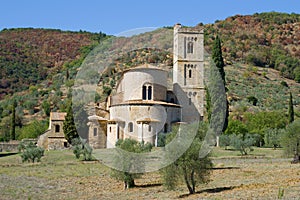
161, 123, 212, 194
281, 120, 300, 163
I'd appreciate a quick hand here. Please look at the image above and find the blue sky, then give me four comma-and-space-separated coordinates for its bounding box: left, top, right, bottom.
1, 0, 299, 35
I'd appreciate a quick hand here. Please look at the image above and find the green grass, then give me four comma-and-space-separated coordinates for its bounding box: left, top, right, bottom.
0, 150, 109, 178
211, 146, 285, 158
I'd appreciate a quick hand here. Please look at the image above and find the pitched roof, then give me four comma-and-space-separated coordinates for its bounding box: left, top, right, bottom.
88, 115, 108, 121
50, 112, 67, 121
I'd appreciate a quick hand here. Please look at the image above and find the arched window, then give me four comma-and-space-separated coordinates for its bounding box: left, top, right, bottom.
128, 122, 133, 132
142, 84, 152, 100
187, 42, 193, 54
142, 85, 147, 100
189, 69, 192, 78
148, 125, 152, 132
148, 86, 152, 100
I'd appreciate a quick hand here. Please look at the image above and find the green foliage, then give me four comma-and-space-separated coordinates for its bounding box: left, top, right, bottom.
41, 100, 51, 116
161, 122, 212, 194
247, 96, 258, 106
207, 55, 228, 133
102, 86, 112, 97
23, 99, 38, 114
19, 141, 45, 163
110, 139, 153, 189
219, 134, 231, 149
210, 37, 228, 132
0, 116, 11, 141
157, 133, 167, 147
229, 134, 255, 155
264, 128, 283, 149
10, 100, 17, 140
225, 119, 248, 136
71, 138, 93, 161
281, 119, 300, 158
288, 92, 294, 123
205, 86, 212, 122
278, 187, 285, 199
73, 103, 88, 138
17, 120, 48, 140
280, 81, 288, 87
244, 111, 287, 136
212, 35, 225, 84
63, 103, 79, 143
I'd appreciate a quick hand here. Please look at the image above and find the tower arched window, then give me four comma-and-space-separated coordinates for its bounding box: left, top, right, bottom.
128, 122, 133, 132
148, 86, 152, 100
142, 84, 153, 100
187, 42, 193, 54
189, 69, 192, 78
142, 85, 147, 100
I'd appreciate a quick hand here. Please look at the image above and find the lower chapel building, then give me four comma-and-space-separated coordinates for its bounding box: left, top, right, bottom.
38, 24, 205, 150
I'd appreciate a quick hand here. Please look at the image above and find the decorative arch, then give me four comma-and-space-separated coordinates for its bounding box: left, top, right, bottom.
142, 83, 153, 100
187, 42, 194, 54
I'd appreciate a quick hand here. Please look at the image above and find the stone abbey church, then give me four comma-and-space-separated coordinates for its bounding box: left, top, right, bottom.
39, 24, 205, 150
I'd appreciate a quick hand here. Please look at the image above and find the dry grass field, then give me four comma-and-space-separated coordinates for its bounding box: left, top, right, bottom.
0, 147, 299, 200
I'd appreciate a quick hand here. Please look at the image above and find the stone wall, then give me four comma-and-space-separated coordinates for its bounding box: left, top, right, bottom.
0, 141, 20, 152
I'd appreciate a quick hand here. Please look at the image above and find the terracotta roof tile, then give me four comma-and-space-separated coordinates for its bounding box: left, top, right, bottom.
50, 112, 67, 121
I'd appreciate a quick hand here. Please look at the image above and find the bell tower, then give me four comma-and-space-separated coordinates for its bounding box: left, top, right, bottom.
173, 24, 205, 123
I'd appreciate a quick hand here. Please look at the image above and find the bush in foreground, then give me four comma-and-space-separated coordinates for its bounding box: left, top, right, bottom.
72, 138, 93, 161
18, 141, 44, 163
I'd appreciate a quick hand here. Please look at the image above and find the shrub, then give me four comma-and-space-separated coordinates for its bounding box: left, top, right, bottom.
247, 96, 258, 106
264, 128, 284, 149
281, 120, 300, 161
229, 134, 255, 155
19, 141, 44, 163
72, 138, 93, 161
280, 81, 288, 87
219, 134, 231, 149
111, 139, 153, 189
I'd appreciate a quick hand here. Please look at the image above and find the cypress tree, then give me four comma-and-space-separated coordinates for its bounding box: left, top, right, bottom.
212, 35, 225, 85
10, 100, 17, 140
211, 35, 228, 132
63, 102, 79, 144
288, 92, 294, 123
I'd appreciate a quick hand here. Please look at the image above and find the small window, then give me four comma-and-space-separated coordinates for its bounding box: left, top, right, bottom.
93, 128, 98, 136
142, 85, 147, 100
128, 122, 133, 132
148, 125, 152, 132
164, 123, 168, 133
109, 127, 112, 133
189, 98, 192, 105
189, 69, 192, 78
187, 42, 193, 54
148, 86, 152, 100
55, 125, 60, 133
